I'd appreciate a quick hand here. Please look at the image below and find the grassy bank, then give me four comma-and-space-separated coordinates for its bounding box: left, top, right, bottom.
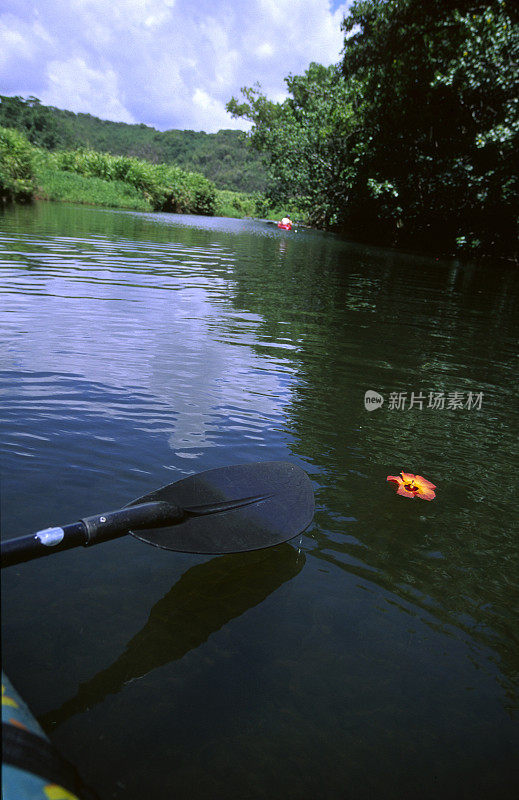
34, 160, 150, 211
45, 147, 217, 214
1, 125, 304, 223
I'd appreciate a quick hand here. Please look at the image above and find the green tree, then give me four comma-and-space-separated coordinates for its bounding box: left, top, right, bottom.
0, 126, 35, 203
0, 96, 70, 149
228, 0, 518, 258
227, 63, 359, 226
340, 0, 518, 255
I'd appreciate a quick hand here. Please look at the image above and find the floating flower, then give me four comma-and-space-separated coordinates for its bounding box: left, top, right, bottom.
387, 472, 436, 501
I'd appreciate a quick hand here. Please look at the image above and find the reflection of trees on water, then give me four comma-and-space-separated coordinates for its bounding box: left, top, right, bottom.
41, 544, 304, 730
308, 526, 518, 710
222, 236, 519, 702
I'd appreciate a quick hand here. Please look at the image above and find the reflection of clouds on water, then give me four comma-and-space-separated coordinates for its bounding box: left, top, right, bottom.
1, 233, 297, 458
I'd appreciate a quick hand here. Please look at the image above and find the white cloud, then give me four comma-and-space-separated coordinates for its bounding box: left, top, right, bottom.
0, 24, 31, 68
0, 13, 55, 73
191, 88, 246, 132
41, 57, 136, 123
255, 42, 274, 59
0, 0, 353, 132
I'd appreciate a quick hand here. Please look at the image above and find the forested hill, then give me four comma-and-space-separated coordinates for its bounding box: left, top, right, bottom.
0, 95, 267, 193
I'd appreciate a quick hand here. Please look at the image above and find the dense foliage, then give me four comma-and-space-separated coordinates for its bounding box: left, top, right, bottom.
0, 128, 220, 215
34, 163, 151, 211
0, 126, 36, 203
228, 0, 518, 258
0, 95, 267, 193
341, 0, 518, 256
49, 148, 217, 214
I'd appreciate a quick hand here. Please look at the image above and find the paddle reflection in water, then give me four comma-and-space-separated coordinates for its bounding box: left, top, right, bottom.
42, 543, 304, 730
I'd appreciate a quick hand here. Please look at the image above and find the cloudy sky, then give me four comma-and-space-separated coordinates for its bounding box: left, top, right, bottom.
1, 0, 352, 133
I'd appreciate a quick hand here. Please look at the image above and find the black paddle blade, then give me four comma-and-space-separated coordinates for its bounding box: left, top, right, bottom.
127, 461, 314, 554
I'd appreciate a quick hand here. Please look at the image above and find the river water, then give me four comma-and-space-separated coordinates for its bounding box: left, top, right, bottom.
1, 202, 518, 800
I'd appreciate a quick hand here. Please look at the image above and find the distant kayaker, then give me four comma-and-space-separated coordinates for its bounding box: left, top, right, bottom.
280, 215, 291, 227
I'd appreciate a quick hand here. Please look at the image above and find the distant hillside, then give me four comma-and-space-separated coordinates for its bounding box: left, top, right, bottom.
0, 95, 267, 193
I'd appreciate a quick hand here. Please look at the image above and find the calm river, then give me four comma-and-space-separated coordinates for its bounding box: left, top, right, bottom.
1, 202, 518, 800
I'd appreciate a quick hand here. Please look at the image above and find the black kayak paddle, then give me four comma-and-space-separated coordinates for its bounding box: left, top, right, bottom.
1, 461, 314, 568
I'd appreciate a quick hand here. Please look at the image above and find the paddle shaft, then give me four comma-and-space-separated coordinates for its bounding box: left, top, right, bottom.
1, 501, 182, 568
1, 461, 314, 565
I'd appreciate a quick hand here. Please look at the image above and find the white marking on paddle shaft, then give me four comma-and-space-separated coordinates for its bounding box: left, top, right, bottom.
35, 527, 65, 547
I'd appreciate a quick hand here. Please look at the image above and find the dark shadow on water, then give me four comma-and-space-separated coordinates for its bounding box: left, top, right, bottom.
41, 543, 304, 730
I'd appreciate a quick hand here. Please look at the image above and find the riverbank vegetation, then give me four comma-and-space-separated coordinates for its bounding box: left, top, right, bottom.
1, 126, 295, 219
46, 148, 218, 214
34, 159, 151, 211
228, 0, 518, 259
0, 95, 267, 194
0, 127, 36, 203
